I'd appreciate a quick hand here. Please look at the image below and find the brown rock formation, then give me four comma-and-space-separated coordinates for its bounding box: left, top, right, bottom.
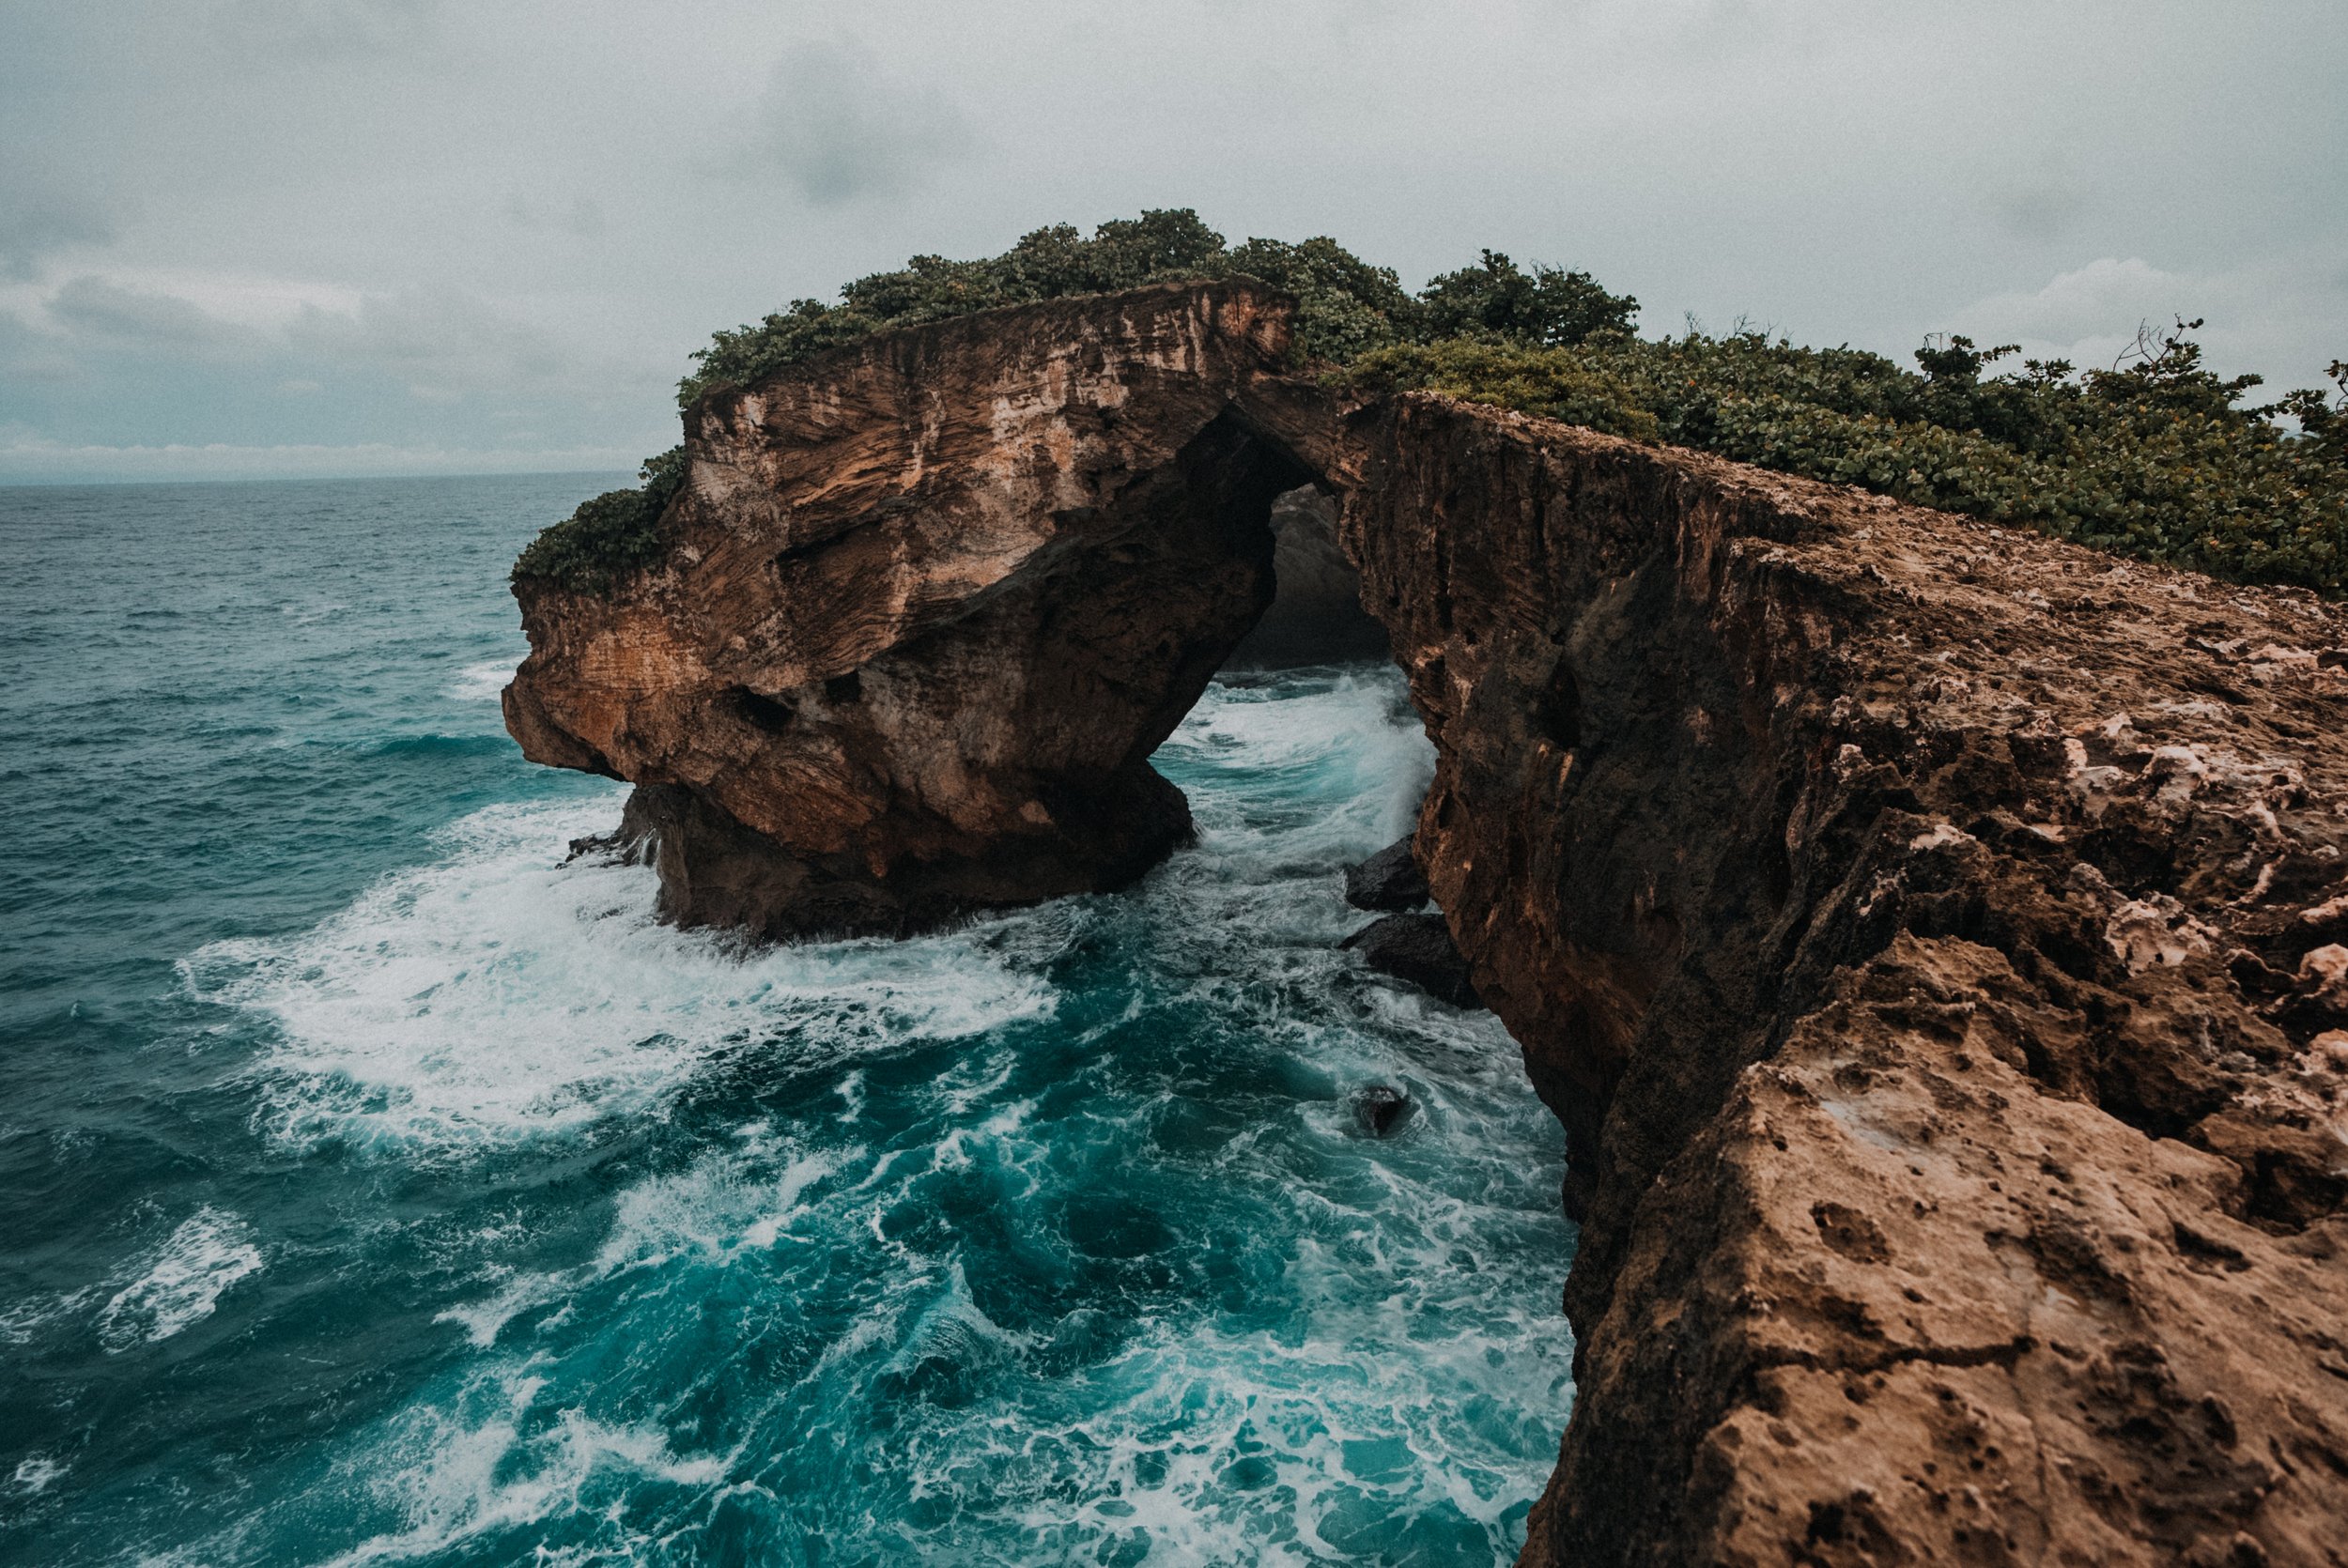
504, 281, 1335, 938
1342, 398, 2348, 1565
509, 283, 2348, 1562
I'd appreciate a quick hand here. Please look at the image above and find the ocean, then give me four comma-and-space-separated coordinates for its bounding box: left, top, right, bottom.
0, 474, 1574, 1565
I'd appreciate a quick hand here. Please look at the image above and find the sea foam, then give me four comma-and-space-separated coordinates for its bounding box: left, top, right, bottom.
147, 666, 1569, 1565
181, 794, 1054, 1158
443, 659, 518, 702
12, 1457, 67, 1496
315, 1369, 731, 1568
94, 1207, 265, 1351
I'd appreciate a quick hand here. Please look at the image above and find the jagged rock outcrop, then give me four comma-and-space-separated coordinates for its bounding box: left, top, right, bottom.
504, 281, 1336, 938
1345, 832, 1430, 911
1342, 912, 1483, 1007
510, 282, 2348, 1563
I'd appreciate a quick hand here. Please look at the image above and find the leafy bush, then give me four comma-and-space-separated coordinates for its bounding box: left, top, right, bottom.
673, 209, 1418, 407
1340, 318, 2348, 594
672, 217, 1641, 409
1220, 234, 1419, 363
1415, 250, 1640, 348
518, 210, 2347, 598
510, 446, 686, 591
2278, 359, 2348, 467
1334, 338, 1661, 442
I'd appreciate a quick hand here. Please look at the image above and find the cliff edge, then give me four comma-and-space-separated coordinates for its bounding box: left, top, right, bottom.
508, 283, 2348, 1563
1348, 396, 2348, 1565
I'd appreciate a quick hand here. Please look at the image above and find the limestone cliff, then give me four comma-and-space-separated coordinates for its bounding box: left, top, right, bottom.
505, 281, 1336, 938
1225, 485, 1390, 668
1344, 398, 2348, 1564
509, 282, 2348, 1563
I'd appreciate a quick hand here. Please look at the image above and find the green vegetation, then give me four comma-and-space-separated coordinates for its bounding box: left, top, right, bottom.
510, 446, 685, 592
674, 209, 1418, 404
517, 210, 1430, 591
2278, 360, 2348, 467
513, 209, 2348, 597
1338, 319, 2348, 592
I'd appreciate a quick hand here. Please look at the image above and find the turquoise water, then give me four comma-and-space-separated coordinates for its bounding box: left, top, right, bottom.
0, 476, 1574, 1565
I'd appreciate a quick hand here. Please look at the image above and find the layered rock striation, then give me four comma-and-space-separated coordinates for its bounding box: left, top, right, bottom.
505, 281, 1337, 938
509, 283, 2348, 1562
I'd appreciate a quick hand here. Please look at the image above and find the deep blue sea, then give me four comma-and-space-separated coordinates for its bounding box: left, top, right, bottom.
0, 474, 1574, 1566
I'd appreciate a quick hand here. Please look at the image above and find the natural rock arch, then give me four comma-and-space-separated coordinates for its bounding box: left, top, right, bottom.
505, 280, 1357, 939
507, 280, 2348, 1565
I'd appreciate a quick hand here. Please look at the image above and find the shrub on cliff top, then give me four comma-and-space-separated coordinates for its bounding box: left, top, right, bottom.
1338, 319, 2348, 594
2278, 360, 2348, 468
675, 210, 1424, 407
680, 211, 1239, 403
513, 211, 2347, 598
510, 446, 685, 592
517, 211, 1435, 592
1415, 250, 1641, 348
673, 218, 1638, 408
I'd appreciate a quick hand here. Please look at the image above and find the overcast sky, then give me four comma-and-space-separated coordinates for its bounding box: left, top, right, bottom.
2, 0, 2341, 482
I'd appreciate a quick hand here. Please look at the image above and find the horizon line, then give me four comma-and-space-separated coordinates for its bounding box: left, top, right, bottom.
0, 464, 636, 490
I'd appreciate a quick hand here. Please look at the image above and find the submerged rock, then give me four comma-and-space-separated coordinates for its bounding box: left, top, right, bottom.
1341, 914, 1481, 1008
1352, 1084, 1414, 1138
1343, 834, 1428, 912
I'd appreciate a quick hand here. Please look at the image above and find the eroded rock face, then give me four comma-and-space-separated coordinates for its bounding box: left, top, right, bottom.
504, 281, 1335, 938
1339, 396, 2348, 1564
510, 283, 2348, 1562
1222, 485, 1390, 668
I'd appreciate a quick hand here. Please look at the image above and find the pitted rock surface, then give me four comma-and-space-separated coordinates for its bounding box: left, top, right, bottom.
1339, 396, 2348, 1565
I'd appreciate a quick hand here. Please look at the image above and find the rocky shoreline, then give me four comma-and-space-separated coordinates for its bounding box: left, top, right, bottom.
508, 280, 2348, 1563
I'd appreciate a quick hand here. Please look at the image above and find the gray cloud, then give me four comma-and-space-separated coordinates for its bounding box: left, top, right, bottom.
198, 0, 445, 59
1955, 252, 2348, 394
46, 276, 249, 349
0, 308, 81, 385
741, 38, 970, 206
283, 288, 592, 401
0, 177, 114, 281
0, 0, 2340, 479
1981, 158, 2093, 243
1959, 258, 2186, 347
0, 428, 645, 483
33, 274, 621, 403
506, 192, 607, 238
